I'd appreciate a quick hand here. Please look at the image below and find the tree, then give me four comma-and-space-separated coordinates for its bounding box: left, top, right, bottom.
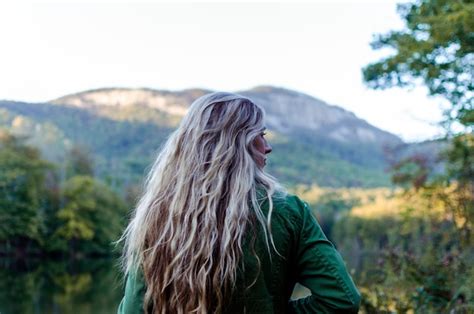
65, 145, 95, 178
363, 0, 473, 239
361, 1, 474, 310
0, 131, 53, 255
363, 0, 473, 131
51, 175, 127, 255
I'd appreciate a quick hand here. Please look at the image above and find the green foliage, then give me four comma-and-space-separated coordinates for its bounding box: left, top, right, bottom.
0, 100, 394, 189
391, 154, 430, 189
310, 191, 360, 240
0, 131, 53, 252
0, 262, 39, 314
65, 145, 95, 178
333, 188, 474, 312
268, 136, 391, 188
49, 175, 127, 255
0, 101, 173, 192
294, 186, 395, 243
446, 133, 474, 181
359, 2, 474, 309
363, 0, 474, 130
442, 133, 474, 245
0, 132, 128, 256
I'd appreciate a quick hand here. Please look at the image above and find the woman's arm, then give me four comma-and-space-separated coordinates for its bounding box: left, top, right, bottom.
288, 198, 361, 313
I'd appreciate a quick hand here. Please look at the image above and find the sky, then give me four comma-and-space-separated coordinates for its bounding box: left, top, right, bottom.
0, 0, 447, 142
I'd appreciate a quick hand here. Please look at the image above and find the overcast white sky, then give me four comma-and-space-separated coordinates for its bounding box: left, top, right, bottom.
0, 0, 447, 142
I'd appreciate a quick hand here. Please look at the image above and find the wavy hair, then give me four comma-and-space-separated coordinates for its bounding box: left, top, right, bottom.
120, 92, 281, 313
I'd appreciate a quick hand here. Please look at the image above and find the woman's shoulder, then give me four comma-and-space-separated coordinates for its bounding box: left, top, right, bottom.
270, 192, 311, 226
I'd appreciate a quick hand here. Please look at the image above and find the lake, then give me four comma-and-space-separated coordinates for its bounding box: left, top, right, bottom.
0, 250, 376, 314
0, 258, 123, 314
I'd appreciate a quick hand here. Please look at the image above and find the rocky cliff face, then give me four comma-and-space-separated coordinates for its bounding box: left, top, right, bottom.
241, 86, 402, 146
52, 88, 210, 116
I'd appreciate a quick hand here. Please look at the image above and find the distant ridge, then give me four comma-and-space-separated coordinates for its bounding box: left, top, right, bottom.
52, 86, 402, 146
0, 85, 409, 187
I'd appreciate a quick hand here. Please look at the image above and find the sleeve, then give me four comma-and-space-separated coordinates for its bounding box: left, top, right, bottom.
117, 268, 146, 314
288, 197, 361, 313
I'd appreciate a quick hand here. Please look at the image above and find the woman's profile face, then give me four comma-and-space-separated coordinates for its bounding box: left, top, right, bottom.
253, 128, 272, 168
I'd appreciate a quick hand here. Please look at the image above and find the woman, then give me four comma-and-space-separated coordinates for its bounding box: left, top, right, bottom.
118, 92, 360, 313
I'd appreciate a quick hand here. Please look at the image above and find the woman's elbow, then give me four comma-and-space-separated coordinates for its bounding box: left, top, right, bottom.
341, 289, 361, 313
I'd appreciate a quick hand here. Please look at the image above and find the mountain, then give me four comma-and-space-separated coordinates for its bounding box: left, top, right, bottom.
240, 86, 400, 146
51, 86, 401, 147
0, 86, 406, 188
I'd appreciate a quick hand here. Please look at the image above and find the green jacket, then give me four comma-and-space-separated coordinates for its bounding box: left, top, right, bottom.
118, 194, 361, 313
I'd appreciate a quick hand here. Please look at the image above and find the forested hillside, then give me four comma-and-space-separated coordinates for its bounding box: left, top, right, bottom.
0, 86, 408, 189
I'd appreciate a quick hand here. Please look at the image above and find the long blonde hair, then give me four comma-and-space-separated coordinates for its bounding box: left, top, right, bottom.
120, 92, 280, 313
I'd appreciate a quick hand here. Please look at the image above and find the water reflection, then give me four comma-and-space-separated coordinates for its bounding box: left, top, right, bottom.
1, 250, 376, 313
0, 258, 123, 314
